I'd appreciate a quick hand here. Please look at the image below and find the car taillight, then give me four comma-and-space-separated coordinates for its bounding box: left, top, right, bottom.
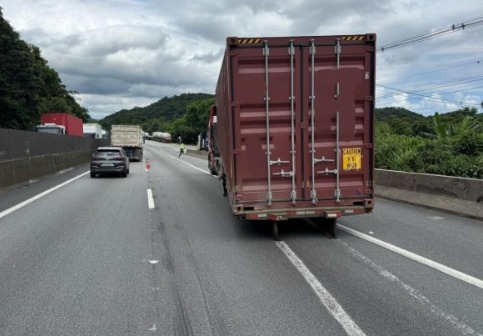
112, 156, 124, 161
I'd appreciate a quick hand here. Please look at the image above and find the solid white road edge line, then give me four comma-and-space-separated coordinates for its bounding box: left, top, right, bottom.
0, 171, 89, 220
175, 156, 214, 176
276, 241, 366, 336
340, 240, 482, 336
147, 189, 155, 209
338, 224, 483, 290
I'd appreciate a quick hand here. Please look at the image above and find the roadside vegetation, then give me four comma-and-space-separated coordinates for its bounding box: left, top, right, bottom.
376, 107, 483, 178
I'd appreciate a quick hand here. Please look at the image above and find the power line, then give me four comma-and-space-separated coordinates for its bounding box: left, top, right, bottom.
376, 84, 481, 107
400, 75, 483, 92
375, 16, 483, 112
379, 16, 483, 52
448, 84, 483, 93
379, 60, 481, 84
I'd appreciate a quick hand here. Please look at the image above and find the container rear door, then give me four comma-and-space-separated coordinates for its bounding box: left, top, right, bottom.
231, 41, 303, 207
302, 37, 374, 206
231, 36, 374, 209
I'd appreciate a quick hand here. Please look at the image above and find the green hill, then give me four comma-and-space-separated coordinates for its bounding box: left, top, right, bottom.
100, 93, 214, 127
375, 107, 424, 122
99, 93, 215, 143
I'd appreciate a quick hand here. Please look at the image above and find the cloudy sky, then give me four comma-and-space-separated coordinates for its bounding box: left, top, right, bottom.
2, 0, 482, 119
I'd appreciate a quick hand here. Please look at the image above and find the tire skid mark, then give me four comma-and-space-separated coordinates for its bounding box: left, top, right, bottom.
148, 180, 228, 335
171, 201, 230, 336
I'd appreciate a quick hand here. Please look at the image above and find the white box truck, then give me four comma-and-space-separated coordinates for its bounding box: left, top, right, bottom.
83, 123, 103, 139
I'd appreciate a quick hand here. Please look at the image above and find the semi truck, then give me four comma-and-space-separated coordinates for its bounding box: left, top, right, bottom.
208, 34, 376, 239
110, 125, 144, 161
36, 112, 83, 137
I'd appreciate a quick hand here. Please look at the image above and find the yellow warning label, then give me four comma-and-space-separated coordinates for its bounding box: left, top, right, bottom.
343, 148, 362, 170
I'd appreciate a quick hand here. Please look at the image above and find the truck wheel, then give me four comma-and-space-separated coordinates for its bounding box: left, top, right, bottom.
272, 222, 281, 241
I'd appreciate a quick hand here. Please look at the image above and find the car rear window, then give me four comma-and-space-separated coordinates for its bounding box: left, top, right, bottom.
95, 150, 122, 156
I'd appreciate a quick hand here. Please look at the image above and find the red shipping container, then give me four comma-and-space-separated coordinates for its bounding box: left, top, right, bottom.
210, 34, 376, 238
40, 112, 84, 137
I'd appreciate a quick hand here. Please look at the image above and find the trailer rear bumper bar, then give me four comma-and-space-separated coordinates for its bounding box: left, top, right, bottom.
242, 205, 372, 221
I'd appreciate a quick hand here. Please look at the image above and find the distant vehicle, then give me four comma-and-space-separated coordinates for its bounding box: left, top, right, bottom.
110, 125, 144, 162
90, 147, 130, 178
35, 123, 66, 135
37, 112, 83, 137
83, 123, 103, 139
208, 35, 376, 239
152, 132, 172, 143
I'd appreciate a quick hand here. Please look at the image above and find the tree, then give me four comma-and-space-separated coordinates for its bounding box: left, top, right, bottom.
411, 119, 434, 137
0, 10, 90, 129
432, 112, 448, 139
171, 98, 214, 144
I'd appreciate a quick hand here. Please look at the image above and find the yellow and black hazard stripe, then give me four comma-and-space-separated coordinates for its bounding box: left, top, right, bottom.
341, 35, 365, 41
237, 38, 262, 44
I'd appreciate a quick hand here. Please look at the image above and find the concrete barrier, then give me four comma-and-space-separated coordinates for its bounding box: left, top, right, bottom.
0, 151, 92, 193
375, 169, 483, 220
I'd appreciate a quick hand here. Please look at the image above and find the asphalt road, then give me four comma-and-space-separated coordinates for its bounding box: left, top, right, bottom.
0, 140, 482, 336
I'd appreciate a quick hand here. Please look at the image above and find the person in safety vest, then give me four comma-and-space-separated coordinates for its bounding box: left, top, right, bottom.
179, 143, 185, 158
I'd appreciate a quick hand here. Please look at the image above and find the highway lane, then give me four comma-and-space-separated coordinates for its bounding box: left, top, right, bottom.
0, 141, 481, 335
0, 159, 156, 335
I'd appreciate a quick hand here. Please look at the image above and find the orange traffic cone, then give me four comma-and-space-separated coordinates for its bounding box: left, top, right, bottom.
146, 159, 151, 171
